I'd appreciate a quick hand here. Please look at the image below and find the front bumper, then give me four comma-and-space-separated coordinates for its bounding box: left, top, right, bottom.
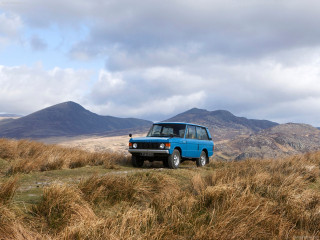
128, 149, 170, 154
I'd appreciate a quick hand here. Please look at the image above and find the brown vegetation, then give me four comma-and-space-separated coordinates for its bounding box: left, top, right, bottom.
0, 138, 129, 174
0, 178, 45, 240
0, 138, 319, 239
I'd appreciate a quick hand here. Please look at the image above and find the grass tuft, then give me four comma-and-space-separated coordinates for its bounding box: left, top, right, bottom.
32, 184, 96, 231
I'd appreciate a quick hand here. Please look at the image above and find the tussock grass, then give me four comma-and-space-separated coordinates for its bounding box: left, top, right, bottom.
32, 184, 97, 231
0, 176, 19, 204
79, 172, 177, 206
0, 138, 128, 174
0, 139, 320, 239
0, 178, 45, 240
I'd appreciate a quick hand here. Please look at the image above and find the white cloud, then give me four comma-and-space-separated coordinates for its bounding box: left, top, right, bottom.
88, 51, 320, 124
0, 12, 22, 47
0, 64, 92, 114
88, 67, 207, 120
2, 0, 320, 126
92, 70, 125, 98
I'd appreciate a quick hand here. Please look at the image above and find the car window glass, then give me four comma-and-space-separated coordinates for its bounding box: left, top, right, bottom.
147, 124, 186, 137
162, 127, 173, 135
148, 125, 162, 136
186, 126, 196, 139
196, 127, 209, 140
179, 129, 185, 138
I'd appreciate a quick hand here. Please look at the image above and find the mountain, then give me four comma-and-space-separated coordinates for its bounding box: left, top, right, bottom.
216, 123, 320, 160
0, 101, 152, 139
0, 114, 22, 127
164, 108, 278, 140
0, 114, 23, 117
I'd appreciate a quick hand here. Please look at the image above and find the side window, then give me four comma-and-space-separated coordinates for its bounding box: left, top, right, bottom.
186, 126, 196, 139
196, 127, 209, 140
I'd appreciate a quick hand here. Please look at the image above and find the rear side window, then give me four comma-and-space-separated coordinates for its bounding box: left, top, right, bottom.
186, 125, 196, 139
196, 127, 209, 140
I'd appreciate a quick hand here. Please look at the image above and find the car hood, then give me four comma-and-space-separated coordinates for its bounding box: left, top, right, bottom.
130, 137, 170, 142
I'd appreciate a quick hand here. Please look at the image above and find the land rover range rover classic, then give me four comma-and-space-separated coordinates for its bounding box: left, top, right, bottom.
128, 122, 214, 169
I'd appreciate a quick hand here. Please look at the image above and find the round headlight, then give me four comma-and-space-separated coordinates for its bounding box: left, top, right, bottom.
133, 143, 138, 149
159, 143, 165, 149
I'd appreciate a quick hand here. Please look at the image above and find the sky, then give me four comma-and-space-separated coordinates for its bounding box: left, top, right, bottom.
1, 0, 320, 126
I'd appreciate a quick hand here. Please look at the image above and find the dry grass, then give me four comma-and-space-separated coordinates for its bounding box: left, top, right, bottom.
0, 176, 19, 204
32, 184, 97, 232
0, 138, 129, 174
78, 172, 178, 205
0, 138, 320, 239
0, 178, 45, 240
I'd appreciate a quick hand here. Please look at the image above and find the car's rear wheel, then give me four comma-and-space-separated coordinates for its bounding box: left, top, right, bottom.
196, 151, 207, 167
168, 149, 180, 169
132, 155, 144, 167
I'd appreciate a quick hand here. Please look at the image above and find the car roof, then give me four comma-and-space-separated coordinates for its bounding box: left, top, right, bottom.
154, 122, 208, 129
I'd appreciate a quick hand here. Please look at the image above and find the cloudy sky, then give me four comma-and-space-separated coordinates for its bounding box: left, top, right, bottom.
1, 0, 320, 126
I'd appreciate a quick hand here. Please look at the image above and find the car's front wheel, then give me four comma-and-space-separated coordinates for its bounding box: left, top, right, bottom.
168, 149, 181, 169
196, 151, 207, 167
132, 155, 144, 167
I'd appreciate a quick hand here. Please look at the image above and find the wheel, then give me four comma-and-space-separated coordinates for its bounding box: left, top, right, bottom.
163, 159, 169, 168
132, 155, 144, 167
168, 149, 181, 169
196, 151, 207, 167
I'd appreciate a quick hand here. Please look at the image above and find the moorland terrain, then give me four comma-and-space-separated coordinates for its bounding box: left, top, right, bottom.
1, 102, 320, 239
0, 138, 319, 239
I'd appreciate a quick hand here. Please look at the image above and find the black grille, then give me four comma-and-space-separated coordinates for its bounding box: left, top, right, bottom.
136, 142, 159, 149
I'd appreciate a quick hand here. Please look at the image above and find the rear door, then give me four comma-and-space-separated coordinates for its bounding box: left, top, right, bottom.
185, 125, 200, 158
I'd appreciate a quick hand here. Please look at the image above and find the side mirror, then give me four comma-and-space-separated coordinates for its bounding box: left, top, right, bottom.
129, 133, 132, 137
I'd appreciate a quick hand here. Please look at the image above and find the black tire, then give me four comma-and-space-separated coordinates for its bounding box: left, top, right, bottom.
196, 151, 207, 167
168, 149, 181, 169
163, 159, 169, 168
132, 155, 144, 167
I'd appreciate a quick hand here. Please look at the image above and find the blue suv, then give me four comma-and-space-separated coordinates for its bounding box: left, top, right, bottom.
128, 122, 214, 169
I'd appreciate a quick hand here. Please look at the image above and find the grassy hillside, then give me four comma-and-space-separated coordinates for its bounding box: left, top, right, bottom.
0, 139, 319, 239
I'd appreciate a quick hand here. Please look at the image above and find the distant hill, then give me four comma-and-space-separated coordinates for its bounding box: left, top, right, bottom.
216, 123, 320, 160
0, 114, 22, 127
0, 114, 23, 117
0, 101, 152, 139
164, 108, 278, 140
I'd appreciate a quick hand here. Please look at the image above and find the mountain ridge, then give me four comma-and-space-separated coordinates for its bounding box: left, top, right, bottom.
165, 107, 278, 140
0, 101, 152, 138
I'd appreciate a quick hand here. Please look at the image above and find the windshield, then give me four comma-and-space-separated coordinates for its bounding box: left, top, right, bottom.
147, 124, 186, 138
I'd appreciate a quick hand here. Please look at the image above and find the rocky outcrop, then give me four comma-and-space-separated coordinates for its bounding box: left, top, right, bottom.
217, 123, 320, 160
